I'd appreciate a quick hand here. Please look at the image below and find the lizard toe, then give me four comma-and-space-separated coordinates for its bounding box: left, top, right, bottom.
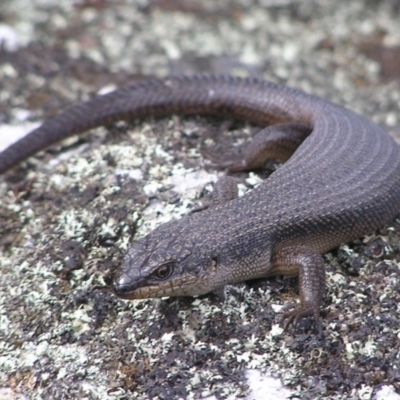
280, 302, 321, 332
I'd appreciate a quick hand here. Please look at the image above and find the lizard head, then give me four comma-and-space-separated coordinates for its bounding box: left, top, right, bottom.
112, 222, 222, 299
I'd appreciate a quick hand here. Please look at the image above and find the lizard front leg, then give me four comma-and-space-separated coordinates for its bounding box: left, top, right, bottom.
271, 246, 326, 330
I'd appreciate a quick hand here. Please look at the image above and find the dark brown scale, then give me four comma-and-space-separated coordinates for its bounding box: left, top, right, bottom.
1, 75, 400, 329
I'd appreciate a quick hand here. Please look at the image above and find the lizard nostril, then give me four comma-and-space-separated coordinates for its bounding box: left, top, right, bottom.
112, 274, 133, 297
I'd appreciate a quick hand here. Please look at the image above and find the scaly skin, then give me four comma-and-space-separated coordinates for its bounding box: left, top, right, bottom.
1, 76, 400, 327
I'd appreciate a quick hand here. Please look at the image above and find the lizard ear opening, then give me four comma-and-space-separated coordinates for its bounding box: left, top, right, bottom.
211, 258, 218, 272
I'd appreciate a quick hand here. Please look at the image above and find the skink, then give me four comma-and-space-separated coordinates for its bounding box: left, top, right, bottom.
2, 76, 399, 327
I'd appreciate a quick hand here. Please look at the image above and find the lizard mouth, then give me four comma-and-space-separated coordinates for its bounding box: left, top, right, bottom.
112, 273, 155, 299
112, 272, 205, 299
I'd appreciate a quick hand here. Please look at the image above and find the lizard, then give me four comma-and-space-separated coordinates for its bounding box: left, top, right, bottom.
1, 75, 400, 328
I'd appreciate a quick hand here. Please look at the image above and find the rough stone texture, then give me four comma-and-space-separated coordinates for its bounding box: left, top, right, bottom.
1, 1, 400, 399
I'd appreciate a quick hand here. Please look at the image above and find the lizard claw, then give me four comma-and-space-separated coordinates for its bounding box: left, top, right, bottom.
280, 302, 322, 333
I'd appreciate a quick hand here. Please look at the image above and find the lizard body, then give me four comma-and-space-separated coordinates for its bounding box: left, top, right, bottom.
2, 76, 400, 326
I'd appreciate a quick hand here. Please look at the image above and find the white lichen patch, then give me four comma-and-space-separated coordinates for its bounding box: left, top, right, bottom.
55, 209, 95, 240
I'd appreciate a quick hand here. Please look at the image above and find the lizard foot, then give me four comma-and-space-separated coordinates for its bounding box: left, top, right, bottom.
280, 302, 322, 334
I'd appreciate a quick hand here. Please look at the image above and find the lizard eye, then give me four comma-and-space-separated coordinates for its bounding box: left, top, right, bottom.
154, 264, 173, 280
